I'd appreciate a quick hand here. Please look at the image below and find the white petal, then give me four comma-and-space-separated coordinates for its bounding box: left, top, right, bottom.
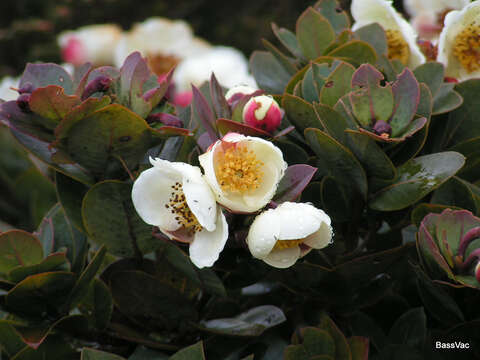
131, 166, 181, 231
174, 163, 217, 232
275, 202, 322, 240
189, 209, 228, 268
263, 247, 301, 269
246, 209, 281, 259
303, 222, 333, 249
199, 144, 226, 200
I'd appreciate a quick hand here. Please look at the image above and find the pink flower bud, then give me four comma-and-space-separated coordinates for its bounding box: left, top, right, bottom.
476, 262, 480, 283
61, 37, 87, 66
242, 95, 282, 133
173, 91, 193, 107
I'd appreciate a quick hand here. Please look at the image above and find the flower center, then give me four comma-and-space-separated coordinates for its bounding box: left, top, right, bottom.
216, 145, 264, 194
385, 29, 410, 65
273, 239, 304, 251
453, 25, 480, 73
147, 53, 180, 76
165, 182, 202, 234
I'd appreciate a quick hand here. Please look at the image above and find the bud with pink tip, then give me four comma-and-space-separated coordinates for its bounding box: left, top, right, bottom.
242, 95, 282, 133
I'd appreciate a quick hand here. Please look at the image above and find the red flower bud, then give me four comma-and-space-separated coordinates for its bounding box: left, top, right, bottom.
242, 95, 282, 133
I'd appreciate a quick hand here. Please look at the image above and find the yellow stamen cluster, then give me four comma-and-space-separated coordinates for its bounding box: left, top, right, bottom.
147, 53, 180, 76
385, 29, 410, 65
165, 182, 202, 234
453, 25, 480, 73
216, 145, 264, 194
273, 239, 305, 251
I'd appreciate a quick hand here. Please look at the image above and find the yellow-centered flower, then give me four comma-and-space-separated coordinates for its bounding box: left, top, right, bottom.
351, 0, 425, 67
247, 202, 333, 269
437, 2, 480, 80
131, 158, 228, 268
199, 133, 287, 213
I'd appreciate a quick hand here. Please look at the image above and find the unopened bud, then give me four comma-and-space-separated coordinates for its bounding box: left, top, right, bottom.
476, 262, 480, 283
81, 75, 112, 100
225, 85, 256, 105
16, 93, 31, 112
372, 120, 392, 137
242, 95, 282, 133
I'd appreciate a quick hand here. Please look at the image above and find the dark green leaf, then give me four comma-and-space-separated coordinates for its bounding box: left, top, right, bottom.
369, 152, 465, 211
8, 252, 69, 283
296, 7, 335, 60
20, 63, 74, 95
271, 23, 303, 58
0, 230, 43, 275
314, 0, 350, 34
169, 342, 205, 360
326, 40, 376, 66
388, 307, 426, 348
81, 348, 126, 360
55, 171, 89, 233
283, 94, 323, 134
354, 23, 387, 56
250, 51, 292, 94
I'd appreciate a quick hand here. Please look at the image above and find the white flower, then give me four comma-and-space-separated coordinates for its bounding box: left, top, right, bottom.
58, 24, 122, 66
0, 76, 19, 101
437, 1, 480, 81
199, 133, 287, 213
404, 0, 469, 40
113, 17, 211, 74
247, 202, 332, 268
131, 158, 228, 268
173, 46, 258, 92
351, 0, 425, 68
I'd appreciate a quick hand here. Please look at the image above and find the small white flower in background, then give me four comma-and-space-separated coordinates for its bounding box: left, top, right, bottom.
114, 17, 211, 75
351, 0, 425, 68
437, 1, 480, 81
199, 133, 287, 213
0, 76, 19, 101
173, 46, 258, 92
242, 95, 282, 133
58, 24, 122, 66
225, 84, 257, 104
247, 202, 332, 269
131, 158, 228, 268
404, 0, 469, 41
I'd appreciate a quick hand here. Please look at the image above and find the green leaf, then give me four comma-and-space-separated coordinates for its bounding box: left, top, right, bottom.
129, 346, 168, 360
347, 336, 369, 360
82, 180, 160, 257
10, 128, 94, 186
413, 62, 444, 97
296, 7, 335, 60
69, 245, 107, 307
345, 131, 396, 180
78, 278, 113, 331
414, 265, 464, 325
431, 177, 480, 214
319, 62, 355, 107
81, 348, 126, 360
283, 94, 323, 134
0, 321, 27, 357
390, 69, 420, 137
302, 66, 320, 103
65, 104, 156, 176
36, 203, 88, 273
271, 23, 303, 58
55, 171, 89, 233
250, 51, 291, 94
169, 342, 205, 360
6, 271, 76, 316
445, 79, 480, 146
20, 63, 74, 95
110, 270, 198, 330
411, 203, 462, 227
302, 327, 336, 357
29, 85, 80, 127
313, 103, 350, 144
318, 315, 351, 360
320, 176, 352, 222
432, 83, 463, 115
326, 40, 376, 66
216, 118, 271, 138
388, 307, 426, 348
305, 128, 368, 200
449, 136, 480, 182
354, 23, 387, 56
314, 0, 350, 34
262, 38, 298, 75
348, 312, 387, 351
8, 252, 69, 283
369, 152, 465, 211
200, 305, 286, 337
0, 230, 43, 275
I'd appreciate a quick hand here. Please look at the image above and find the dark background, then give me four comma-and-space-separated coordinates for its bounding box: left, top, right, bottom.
0, 0, 405, 77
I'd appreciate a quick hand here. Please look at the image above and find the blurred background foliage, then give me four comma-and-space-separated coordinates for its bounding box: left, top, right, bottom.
0, 0, 404, 78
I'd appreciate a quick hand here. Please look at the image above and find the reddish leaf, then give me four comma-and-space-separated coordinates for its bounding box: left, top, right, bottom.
274, 164, 318, 203
29, 85, 80, 125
